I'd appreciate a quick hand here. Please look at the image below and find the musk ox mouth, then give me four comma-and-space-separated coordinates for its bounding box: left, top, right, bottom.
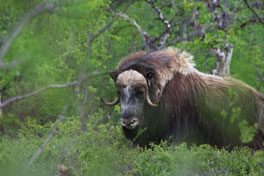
120, 118, 139, 129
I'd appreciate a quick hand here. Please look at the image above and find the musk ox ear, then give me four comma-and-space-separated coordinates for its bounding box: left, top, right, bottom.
146, 70, 155, 87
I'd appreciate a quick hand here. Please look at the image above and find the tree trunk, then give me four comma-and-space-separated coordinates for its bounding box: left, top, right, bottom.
211, 43, 233, 76
0, 93, 2, 116
80, 108, 87, 131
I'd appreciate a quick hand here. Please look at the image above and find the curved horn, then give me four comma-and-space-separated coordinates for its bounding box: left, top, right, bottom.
143, 84, 158, 107
100, 97, 120, 106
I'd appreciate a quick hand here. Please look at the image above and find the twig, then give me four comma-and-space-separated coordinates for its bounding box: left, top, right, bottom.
251, 61, 264, 83
244, 0, 264, 25
26, 101, 71, 168
145, 0, 172, 49
169, 32, 196, 45
240, 18, 257, 28
115, 11, 154, 50
0, 56, 27, 69
77, 19, 117, 130
0, 81, 77, 108
72, 82, 89, 131
0, 0, 57, 65
115, 12, 149, 39
87, 20, 116, 56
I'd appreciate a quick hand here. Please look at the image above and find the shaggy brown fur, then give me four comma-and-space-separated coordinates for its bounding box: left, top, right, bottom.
113, 47, 264, 149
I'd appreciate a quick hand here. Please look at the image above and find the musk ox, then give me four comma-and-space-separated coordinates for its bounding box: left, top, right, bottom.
101, 47, 264, 149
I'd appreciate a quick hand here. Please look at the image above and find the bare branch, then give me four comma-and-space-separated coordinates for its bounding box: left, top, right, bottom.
0, 70, 116, 108
113, 1, 176, 50
169, 32, 196, 45
72, 87, 82, 114
115, 11, 153, 50
145, 0, 172, 49
0, 0, 58, 65
116, 12, 149, 38
0, 81, 77, 108
72, 86, 86, 131
0, 56, 27, 69
240, 18, 258, 28
209, 48, 226, 60
87, 20, 116, 55
72, 82, 89, 132
244, 0, 264, 25
74, 19, 117, 130
26, 101, 71, 168
251, 61, 264, 83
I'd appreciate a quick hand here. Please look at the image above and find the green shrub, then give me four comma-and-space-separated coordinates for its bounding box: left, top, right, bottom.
0, 114, 263, 176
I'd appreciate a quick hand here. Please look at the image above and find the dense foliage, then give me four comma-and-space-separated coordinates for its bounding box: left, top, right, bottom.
1, 116, 264, 176
0, 0, 264, 175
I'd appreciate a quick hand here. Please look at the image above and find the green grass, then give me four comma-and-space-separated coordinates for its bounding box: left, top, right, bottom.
0, 114, 263, 176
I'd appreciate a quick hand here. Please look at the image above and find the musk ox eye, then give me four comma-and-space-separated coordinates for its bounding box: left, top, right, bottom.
146, 71, 155, 80
116, 85, 126, 95
117, 88, 122, 96
146, 71, 155, 86
134, 87, 144, 96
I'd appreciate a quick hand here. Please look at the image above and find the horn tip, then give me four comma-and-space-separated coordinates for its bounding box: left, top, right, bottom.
152, 103, 159, 107
100, 97, 119, 106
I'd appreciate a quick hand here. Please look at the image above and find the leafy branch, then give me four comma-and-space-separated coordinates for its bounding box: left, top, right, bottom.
145, 0, 172, 49
0, 0, 58, 69
243, 0, 264, 26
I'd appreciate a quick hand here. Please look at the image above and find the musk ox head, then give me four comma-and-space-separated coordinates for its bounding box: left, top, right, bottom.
102, 69, 157, 129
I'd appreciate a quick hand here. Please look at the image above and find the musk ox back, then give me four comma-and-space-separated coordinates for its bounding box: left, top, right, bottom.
102, 47, 264, 149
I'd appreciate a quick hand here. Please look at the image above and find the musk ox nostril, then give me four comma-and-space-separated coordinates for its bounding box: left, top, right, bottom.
130, 119, 135, 124
120, 118, 138, 129
120, 119, 127, 126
